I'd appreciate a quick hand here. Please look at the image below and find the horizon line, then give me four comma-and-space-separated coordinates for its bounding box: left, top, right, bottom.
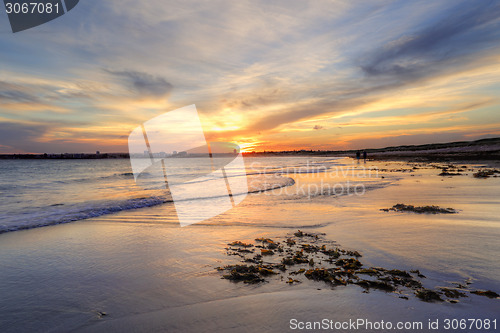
0, 136, 498, 156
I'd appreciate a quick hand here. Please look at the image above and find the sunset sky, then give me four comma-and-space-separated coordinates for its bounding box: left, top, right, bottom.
1, 0, 500, 153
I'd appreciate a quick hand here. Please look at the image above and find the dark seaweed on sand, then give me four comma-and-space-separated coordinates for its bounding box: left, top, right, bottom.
216, 231, 499, 304
473, 169, 500, 178
381, 204, 457, 214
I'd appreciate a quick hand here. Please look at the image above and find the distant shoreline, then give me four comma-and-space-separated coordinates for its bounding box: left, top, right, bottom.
1, 137, 499, 161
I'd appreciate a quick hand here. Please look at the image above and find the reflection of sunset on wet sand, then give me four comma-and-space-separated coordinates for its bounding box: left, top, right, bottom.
1, 157, 499, 331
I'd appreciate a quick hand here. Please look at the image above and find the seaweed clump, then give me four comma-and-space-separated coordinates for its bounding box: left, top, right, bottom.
438, 166, 463, 176
473, 169, 500, 178
219, 265, 264, 284
438, 171, 462, 176
216, 231, 498, 304
415, 289, 443, 302
228, 241, 253, 247
356, 280, 395, 292
470, 290, 500, 298
381, 204, 457, 214
335, 258, 362, 270
440, 288, 467, 299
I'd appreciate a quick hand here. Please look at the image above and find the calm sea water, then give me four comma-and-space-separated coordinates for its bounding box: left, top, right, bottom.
0, 159, 162, 233
0, 156, 365, 233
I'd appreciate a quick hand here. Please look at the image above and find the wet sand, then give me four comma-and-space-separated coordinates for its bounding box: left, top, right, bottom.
0, 158, 499, 332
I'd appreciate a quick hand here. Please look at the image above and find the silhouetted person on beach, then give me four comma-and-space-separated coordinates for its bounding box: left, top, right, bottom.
356, 151, 360, 160
363, 150, 367, 162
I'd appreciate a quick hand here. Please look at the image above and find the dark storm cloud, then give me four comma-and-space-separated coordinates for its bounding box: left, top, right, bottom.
105, 69, 173, 97
360, 1, 500, 79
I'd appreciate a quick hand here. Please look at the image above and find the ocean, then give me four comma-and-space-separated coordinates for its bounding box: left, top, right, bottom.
0, 156, 387, 233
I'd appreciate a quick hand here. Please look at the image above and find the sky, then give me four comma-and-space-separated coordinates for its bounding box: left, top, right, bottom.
1, 0, 500, 153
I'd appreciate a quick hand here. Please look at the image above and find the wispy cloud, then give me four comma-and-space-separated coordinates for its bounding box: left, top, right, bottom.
104, 69, 173, 98
0, 81, 40, 103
